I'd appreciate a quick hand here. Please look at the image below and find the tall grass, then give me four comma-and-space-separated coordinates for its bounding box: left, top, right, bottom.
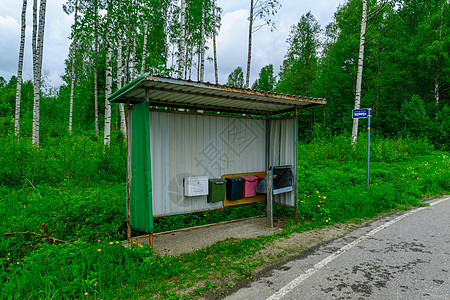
1, 132, 448, 299
296, 134, 448, 225
0, 131, 126, 187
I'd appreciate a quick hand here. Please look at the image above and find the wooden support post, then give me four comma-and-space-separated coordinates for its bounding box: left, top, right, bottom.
267, 168, 273, 228
149, 233, 154, 248
265, 117, 273, 228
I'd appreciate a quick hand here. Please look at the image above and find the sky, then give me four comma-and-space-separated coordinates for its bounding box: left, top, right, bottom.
0, 0, 345, 88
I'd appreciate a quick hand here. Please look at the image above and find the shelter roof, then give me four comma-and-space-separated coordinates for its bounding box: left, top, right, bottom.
108, 74, 326, 115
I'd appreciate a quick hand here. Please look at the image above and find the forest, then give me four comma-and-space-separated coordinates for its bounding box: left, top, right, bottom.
0, 0, 448, 147
0, 0, 449, 298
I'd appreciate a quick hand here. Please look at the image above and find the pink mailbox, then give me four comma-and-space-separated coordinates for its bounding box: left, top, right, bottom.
242, 175, 258, 198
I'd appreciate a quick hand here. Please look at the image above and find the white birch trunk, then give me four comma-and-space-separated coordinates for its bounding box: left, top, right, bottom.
351, 0, 367, 145
32, 0, 47, 147
197, 50, 200, 80
434, 70, 440, 106
131, 31, 137, 80
15, 0, 27, 136
435, 3, 444, 106
32, 0, 38, 143
245, 0, 254, 89
118, 38, 123, 90
186, 46, 191, 80
178, 0, 186, 78
199, 0, 205, 82
164, 4, 170, 68
212, 0, 218, 84
94, 8, 99, 137
69, 0, 78, 133
124, 33, 130, 83
104, 0, 112, 145
117, 38, 126, 136
141, 21, 148, 75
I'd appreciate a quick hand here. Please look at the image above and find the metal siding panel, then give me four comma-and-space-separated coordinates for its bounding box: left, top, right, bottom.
150, 111, 265, 216
270, 119, 296, 207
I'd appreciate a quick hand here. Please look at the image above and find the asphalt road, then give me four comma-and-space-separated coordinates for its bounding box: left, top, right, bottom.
225, 196, 450, 300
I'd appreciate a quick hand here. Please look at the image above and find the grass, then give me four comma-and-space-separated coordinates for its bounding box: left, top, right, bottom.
1, 132, 448, 299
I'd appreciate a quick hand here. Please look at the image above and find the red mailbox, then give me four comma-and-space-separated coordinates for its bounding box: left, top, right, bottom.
242, 175, 258, 198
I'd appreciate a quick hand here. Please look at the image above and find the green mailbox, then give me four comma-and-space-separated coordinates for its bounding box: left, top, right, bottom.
207, 179, 226, 203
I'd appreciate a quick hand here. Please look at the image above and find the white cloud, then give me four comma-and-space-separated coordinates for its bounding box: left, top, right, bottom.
0, 15, 21, 80
0, 0, 72, 87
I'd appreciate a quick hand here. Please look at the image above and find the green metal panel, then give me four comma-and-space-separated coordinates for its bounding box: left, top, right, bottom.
108, 73, 148, 102
130, 101, 153, 233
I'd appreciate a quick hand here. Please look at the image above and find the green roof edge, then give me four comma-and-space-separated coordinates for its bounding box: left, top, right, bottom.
108, 72, 150, 102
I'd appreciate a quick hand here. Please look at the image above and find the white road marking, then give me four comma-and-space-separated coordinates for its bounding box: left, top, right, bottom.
266, 196, 450, 300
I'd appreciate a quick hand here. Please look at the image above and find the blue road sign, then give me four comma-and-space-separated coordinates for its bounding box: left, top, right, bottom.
351, 108, 373, 189
352, 108, 372, 119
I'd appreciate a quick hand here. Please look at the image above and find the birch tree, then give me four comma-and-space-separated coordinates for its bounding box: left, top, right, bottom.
212, 0, 218, 83
64, 0, 79, 133
117, 37, 126, 135
14, 0, 27, 136
32, 0, 47, 147
245, 0, 280, 88
199, 0, 205, 81
93, 0, 99, 136
104, 0, 112, 145
351, 0, 368, 145
178, 0, 186, 77
141, 20, 148, 75
416, 0, 450, 106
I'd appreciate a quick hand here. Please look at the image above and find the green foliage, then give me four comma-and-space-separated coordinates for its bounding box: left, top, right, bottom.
296, 135, 448, 226
226, 67, 245, 88
1, 240, 156, 299
277, 11, 321, 97
275, 0, 450, 147
430, 104, 450, 150
399, 95, 430, 138
252, 64, 276, 92
0, 133, 126, 187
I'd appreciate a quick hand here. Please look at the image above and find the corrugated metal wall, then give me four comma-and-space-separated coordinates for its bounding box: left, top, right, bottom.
269, 118, 296, 207
149, 111, 267, 216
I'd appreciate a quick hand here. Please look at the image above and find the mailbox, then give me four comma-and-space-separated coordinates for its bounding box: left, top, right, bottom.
184, 176, 208, 197
242, 175, 258, 198
225, 177, 244, 201
207, 179, 226, 203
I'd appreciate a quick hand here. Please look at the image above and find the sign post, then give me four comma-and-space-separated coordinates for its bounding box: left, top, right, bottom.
352, 108, 372, 190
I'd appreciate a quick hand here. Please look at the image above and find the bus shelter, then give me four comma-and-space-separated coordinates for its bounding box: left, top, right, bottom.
108, 74, 326, 245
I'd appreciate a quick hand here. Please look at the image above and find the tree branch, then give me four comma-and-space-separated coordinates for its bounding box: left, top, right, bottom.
365, 7, 405, 45
4, 231, 73, 244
